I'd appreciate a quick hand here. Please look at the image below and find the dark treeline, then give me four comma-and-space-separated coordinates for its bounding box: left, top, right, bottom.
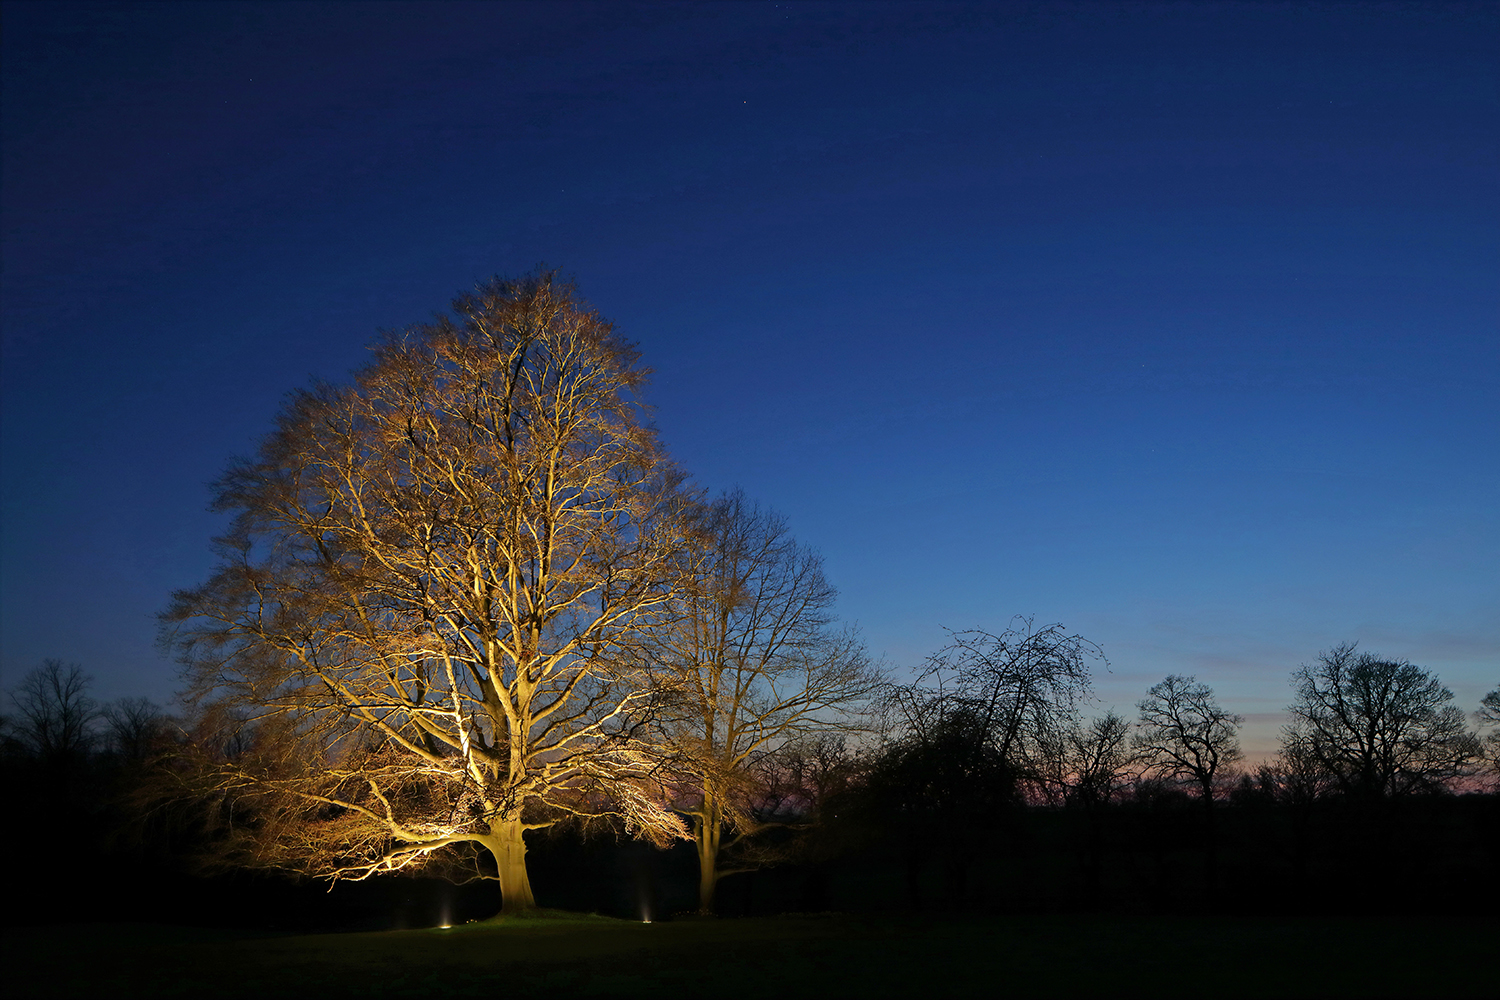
4, 648, 1496, 929
0, 661, 490, 930
790, 630, 1500, 922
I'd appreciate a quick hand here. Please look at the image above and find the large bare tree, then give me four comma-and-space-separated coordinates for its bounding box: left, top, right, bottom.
165, 273, 696, 913
662, 490, 880, 914
1282, 643, 1481, 800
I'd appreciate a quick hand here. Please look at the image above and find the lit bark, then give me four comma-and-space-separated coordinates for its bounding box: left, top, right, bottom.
167, 272, 693, 913
485, 820, 536, 914
662, 491, 881, 915
693, 795, 723, 915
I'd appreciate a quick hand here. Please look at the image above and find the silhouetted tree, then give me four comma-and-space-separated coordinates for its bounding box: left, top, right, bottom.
1478, 687, 1500, 782
863, 699, 1014, 908
0, 662, 163, 923
6, 660, 100, 763
102, 698, 167, 762
1038, 710, 1133, 902
917, 619, 1104, 791
1254, 751, 1330, 808
1051, 711, 1134, 810
164, 272, 697, 913
1133, 675, 1242, 804
875, 618, 1105, 907
1282, 643, 1480, 800
1132, 675, 1242, 890
659, 489, 881, 914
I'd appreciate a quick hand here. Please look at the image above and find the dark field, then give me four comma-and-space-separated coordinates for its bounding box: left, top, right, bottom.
6, 912, 1494, 999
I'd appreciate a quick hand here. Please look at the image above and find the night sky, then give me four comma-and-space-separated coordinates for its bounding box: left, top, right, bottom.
3, 1, 1496, 759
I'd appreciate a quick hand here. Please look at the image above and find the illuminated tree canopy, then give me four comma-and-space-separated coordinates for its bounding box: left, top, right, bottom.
165, 273, 696, 912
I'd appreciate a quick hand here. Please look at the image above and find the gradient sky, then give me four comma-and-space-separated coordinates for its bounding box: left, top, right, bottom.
3, 1, 1496, 760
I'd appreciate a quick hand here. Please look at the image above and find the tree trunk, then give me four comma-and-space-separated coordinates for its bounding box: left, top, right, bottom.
486, 818, 537, 914
698, 854, 720, 916
695, 797, 723, 915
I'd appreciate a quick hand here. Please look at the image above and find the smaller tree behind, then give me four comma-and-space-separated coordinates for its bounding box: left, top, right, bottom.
1133, 675, 1243, 804
663, 490, 881, 914
1283, 643, 1480, 799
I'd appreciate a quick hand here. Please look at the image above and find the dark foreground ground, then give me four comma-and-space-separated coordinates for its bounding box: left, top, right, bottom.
5, 912, 1494, 999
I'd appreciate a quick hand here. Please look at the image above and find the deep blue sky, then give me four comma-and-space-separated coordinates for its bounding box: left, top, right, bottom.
3, 1, 1496, 758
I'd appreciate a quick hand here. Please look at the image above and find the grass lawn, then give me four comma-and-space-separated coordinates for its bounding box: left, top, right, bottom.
5, 911, 1493, 998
